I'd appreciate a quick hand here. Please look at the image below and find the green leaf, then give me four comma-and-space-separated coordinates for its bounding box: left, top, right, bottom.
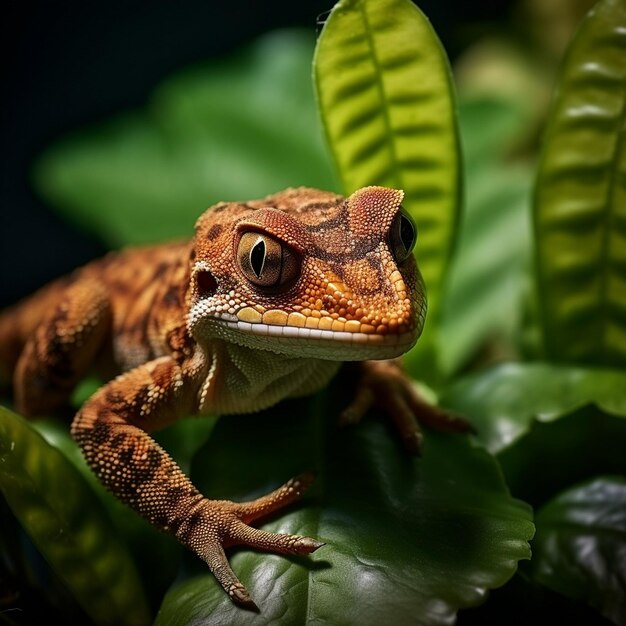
155, 390, 533, 625
0, 406, 151, 626
313, 0, 461, 370
441, 362, 626, 506
439, 96, 534, 375
530, 476, 626, 625
34, 30, 336, 247
533, 0, 626, 367
32, 417, 185, 603
442, 361, 626, 454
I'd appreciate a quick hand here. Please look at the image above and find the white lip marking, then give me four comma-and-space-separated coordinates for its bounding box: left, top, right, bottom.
191, 309, 418, 351
333, 331, 353, 343
282, 326, 299, 338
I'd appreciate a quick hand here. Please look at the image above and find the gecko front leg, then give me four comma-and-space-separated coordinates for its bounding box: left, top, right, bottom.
71, 354, 322, 608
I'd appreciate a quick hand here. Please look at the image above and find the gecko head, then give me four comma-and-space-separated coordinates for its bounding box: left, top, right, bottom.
187, 186, 426, 361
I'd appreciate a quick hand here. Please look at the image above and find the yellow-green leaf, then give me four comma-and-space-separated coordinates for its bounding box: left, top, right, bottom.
314, 0, 461, 373
0, 407, 150, 626
533, 0, 626, 366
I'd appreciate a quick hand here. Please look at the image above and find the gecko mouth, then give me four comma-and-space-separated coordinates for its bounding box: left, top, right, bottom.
226, 319, 416, 346
196, 313, 422, 361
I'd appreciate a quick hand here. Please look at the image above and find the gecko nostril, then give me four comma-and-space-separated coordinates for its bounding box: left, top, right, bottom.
196, 270, 217, 299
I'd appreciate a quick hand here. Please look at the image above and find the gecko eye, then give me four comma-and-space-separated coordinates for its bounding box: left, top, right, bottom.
237, 232, 299, 288
389, 208, 417, 264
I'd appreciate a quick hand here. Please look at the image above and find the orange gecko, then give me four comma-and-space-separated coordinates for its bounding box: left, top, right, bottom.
0, 186, 470, 608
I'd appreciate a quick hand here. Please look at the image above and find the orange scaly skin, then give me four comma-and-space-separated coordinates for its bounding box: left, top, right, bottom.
0, 186, 470, 609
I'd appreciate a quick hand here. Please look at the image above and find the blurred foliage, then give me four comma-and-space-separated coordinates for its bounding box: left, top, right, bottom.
439, 96, 534, 374
533, 0, 626, 368
33, 30, 336, 247
1, 0, 625, 624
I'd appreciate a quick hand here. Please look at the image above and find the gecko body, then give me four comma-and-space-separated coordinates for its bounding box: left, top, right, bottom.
0, 186, 467, 608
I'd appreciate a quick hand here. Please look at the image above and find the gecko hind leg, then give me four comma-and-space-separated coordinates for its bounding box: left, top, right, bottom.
340, 359, 474, 455
14, 278, 111, 417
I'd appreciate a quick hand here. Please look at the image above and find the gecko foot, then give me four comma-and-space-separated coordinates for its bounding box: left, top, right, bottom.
340, 360, 474, 455
180, 472, 323, 608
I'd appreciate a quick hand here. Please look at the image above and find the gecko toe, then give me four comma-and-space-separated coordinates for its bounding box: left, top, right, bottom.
230, 585, 259, 611
229, 523, 324, 556
403, 431, 424, 456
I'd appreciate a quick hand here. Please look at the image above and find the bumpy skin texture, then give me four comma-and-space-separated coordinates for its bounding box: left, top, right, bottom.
0, 186, 469, 608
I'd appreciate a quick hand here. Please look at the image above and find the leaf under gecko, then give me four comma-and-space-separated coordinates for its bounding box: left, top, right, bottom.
155, 388, 534, 626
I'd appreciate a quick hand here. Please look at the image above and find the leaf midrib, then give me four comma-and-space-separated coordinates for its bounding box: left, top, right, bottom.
358, 0, 402, 191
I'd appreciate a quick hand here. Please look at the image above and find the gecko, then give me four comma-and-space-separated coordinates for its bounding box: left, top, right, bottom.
0, 185, 470, 609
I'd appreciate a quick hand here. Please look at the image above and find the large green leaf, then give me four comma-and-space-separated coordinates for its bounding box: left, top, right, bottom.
530, 476, 626, 625
0, 407, 151, 626
533, 0, 626, 367
33, 30, 336, 247
314, 0, 461, 370
155, 390, 533, 625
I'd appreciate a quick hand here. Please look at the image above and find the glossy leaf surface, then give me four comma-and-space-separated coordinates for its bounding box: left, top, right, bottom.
0, 407, 150, 626
155, 392, 533, 625
531, 477, 626, 625
534, 0, 626, 367
314, 0, 461, 361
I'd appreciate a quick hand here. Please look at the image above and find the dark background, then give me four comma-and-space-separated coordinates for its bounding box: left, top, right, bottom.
0, 0, 514, 309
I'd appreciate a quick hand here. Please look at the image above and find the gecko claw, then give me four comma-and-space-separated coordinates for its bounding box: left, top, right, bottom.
446, 412, 477, 435
289, 470, 317, 494
230, 586, 258, 611
296, 537, 326, 553
404, 431, 424, 456
188, 474, 324, 608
